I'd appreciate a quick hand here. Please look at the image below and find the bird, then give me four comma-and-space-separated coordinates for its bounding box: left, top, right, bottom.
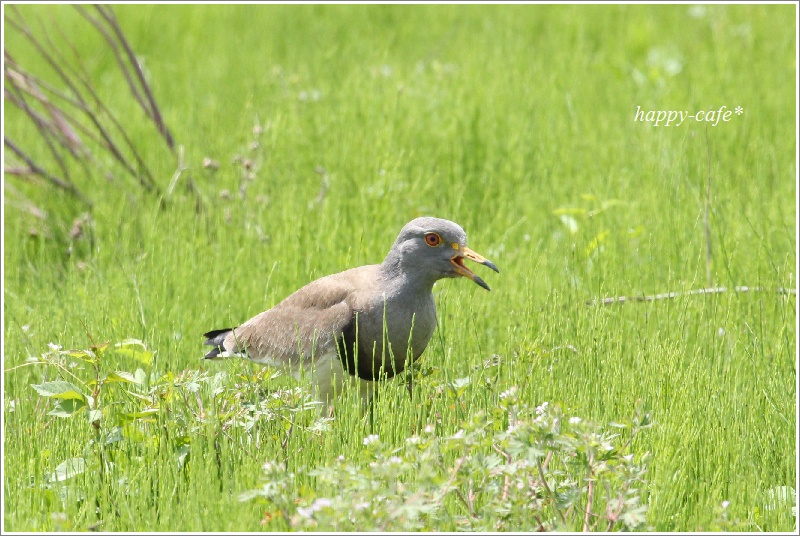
202, 216, 498, 408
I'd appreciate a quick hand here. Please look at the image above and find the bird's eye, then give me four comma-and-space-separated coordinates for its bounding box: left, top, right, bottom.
424, 233, 441, 247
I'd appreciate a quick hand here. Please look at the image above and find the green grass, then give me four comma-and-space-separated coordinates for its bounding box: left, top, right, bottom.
3, 3, 796, 532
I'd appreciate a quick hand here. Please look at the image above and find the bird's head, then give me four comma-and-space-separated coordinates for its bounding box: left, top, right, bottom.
384, 217, 499, 290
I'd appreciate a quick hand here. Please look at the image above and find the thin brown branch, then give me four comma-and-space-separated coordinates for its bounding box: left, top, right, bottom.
193, 391, 206, 420
49, 10, 158, 191
167, 145, 188, 198
536, 455, 567, 527
7, 7, 161, 193
58, 48, 156, 188
541, 450, 553, 473
4, 74, 73, 179
606, 492, 626, 531
5, 61, 104, 183
7, 81, 110, 173
586, 285, 797, 306
440, 456, 466, 499
452, 488, 477, 519
95, 5, 175, 151
583, 465, 594, 532
492, 443, 514, 502
4, 137, 92, 208
10, 20, 87, 156
5, 52, 90, 115
7, 9, 142, 185
74, 5, 148, 113
5, 65, 84, 158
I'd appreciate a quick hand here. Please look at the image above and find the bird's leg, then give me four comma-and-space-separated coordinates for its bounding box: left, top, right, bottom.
405, 362, 415, 402
367, 389, 377, 433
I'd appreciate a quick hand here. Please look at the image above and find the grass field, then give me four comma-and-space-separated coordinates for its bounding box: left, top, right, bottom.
3, 3, 797, 532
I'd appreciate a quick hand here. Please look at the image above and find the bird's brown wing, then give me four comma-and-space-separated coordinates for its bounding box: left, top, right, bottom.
222, 274, 358, 368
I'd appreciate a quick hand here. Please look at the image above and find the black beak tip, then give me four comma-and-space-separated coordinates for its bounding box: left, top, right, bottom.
483, 259, 499, 273
474, 275, 491, 291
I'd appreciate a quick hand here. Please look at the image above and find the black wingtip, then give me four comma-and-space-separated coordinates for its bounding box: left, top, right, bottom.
202, 327, 234, 359
203, 347, 222, 359
203, 328, 233, 341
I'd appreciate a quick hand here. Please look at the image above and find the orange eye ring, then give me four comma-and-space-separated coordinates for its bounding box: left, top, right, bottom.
424, 233, 441, 247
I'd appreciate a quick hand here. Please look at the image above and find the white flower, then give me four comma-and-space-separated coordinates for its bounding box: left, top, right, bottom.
500, 387, 518, 399
48, 342, 62, 352
388, 456, 403, 465
363, 434, 380, 445
535, 402, 549, 415
424, 424, 434, 434
262, 461, 284, 472
296, 506, 313, 519
569, 416, 582, 424
722, 500, 730, 509
312, 498, 332, 509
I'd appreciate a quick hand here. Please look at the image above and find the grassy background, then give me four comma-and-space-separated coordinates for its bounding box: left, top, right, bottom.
3, 3, 796, 531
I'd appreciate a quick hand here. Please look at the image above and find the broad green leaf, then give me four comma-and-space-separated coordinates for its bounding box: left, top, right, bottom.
103, 371, 141, 384
116, 338, 147, 347
114, 339, 155, 365
105, 427, 124, 445
126, 391, 155, 403
133, 368, 148, 385
120, 408, 160, 423
64, 349, 97, 363
176, 444, 191, 471
87, 409, 102, 424
50, 458, 86, 482
90, 341, 111, 355
47, 399, 87, 418
450, 377, 471, 390
31, 381, 86, 401
86, 371, 141, 388
449, 377, 471, 398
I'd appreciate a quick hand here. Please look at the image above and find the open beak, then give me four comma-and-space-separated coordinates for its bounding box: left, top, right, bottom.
451, 246, 499, 291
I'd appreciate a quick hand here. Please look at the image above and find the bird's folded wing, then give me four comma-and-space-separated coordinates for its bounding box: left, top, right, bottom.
223, 276, 356, 367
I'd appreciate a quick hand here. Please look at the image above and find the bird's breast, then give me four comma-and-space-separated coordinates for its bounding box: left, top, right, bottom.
338, 291, 436, 381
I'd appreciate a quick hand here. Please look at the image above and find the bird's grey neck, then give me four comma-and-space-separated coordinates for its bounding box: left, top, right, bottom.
379, 251, 437, 296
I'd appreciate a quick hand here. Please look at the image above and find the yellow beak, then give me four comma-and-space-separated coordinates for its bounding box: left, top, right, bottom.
450, 246, 499, 290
